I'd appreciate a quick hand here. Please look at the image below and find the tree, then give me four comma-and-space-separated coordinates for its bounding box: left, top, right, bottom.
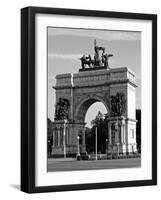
136, 109, 141, 153
47, 118, 53, 156
85, 111, 109, 153
91, 111, 104, 127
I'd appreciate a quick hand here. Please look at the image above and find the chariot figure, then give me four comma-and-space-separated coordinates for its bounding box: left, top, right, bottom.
94, 39, 105, 66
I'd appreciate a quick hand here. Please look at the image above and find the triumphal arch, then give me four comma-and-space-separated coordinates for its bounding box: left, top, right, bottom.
51, 40, 137, 157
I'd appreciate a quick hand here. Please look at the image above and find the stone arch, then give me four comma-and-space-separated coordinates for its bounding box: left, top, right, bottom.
52, 67, 137, 157
75, 95, 110, 123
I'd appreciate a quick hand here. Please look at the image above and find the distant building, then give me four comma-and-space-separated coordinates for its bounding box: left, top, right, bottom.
136, 109, 141, 153
47, 118, 53, 156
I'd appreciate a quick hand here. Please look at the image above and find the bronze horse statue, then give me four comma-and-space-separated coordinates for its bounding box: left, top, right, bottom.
80, 54, 94, 69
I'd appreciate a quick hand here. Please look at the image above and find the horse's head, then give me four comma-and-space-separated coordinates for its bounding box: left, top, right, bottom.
80, 55, 86, 60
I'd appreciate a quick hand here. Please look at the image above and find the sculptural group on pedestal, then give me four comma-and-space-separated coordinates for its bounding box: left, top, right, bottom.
110, 93, 126, 117
80, 40, 113, 69
54, 98, 70, 120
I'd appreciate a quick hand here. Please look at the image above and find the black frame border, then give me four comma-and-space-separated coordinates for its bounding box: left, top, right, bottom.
21, 6, 157, 193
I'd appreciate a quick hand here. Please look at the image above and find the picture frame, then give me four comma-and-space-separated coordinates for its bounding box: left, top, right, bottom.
21, 6, 157, 193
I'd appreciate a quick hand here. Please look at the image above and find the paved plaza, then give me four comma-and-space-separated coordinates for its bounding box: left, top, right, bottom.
47, 158, 141, 172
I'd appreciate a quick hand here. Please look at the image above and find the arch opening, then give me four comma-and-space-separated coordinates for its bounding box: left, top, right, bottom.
76, 97, 109, 124
85, 102, 108, 128
83, 101, 108, 154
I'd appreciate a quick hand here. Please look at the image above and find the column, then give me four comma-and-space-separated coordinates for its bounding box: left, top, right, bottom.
52, 130, 55, 147
123, 124, 125, 144
83, 128, 85, 145
63, 126, 66, 145
58, 128, 60, 146
68, 125, 71, 145
115, 123, 118, 144
121, 124, 124, 144
108, 123, 111, 144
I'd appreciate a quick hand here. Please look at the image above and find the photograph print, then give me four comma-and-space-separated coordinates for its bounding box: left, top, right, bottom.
47, 27, 141, 172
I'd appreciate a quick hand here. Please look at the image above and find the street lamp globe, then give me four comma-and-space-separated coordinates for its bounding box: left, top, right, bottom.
77, 136, 80, 157
64, 119, 68, 124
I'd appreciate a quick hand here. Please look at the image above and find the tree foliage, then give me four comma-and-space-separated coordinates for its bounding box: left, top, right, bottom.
47, 118, 53, 155
85, 112, 109, 153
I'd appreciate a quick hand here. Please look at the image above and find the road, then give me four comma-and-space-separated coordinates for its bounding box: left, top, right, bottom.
47, 158, 141, 172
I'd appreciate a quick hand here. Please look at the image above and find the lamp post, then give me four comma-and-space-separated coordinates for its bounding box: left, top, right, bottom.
63, 119, 67, 159
95, 127, 97, 160
116, 117, 119, 156
48, 139, 50, 156
77, 136, 80, 156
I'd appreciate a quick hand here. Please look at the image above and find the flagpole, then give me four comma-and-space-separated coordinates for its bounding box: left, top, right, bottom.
63, 119, 67, 159
96, 127, 97, 160
117, 116, 119, 155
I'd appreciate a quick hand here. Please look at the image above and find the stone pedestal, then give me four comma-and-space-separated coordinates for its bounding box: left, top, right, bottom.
107, 116, 137, 155
51, 120, 86, 157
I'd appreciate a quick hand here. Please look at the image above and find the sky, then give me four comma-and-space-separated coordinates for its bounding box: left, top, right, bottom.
47, 27, 141, 127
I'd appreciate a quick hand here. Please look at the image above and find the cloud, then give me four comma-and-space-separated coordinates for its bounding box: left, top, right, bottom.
48, 52, 116, 67
48, 53, 82, 61
48, 27, 141, 41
